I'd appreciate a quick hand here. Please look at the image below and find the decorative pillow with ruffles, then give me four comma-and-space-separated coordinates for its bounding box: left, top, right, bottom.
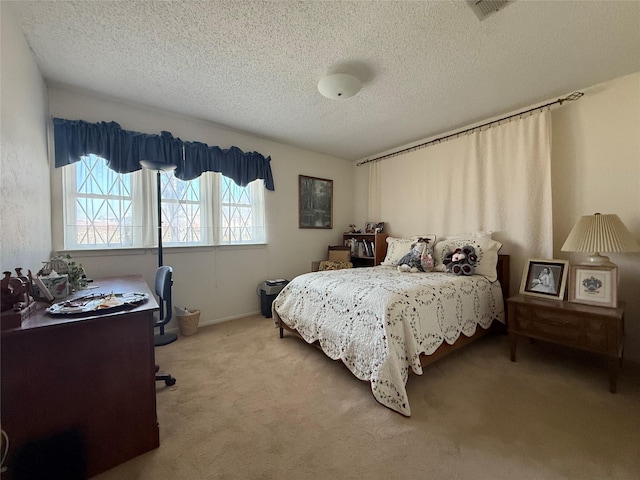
433, 236, 502, 282
381, 235, 437, 266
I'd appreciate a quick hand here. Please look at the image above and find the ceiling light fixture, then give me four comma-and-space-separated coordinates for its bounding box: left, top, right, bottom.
318, 73, 361, 100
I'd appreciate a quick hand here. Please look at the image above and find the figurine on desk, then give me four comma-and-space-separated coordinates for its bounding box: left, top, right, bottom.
1, 268, 38, 330
1, 269, 33, 312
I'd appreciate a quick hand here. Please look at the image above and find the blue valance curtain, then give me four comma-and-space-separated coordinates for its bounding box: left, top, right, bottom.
53, 117, 275, 190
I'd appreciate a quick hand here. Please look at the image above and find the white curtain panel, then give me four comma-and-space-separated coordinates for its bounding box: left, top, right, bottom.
369, 110, 553, 295
367, 160, 381, 222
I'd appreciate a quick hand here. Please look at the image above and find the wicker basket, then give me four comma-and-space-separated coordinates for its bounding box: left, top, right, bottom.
177, 309, 200, 336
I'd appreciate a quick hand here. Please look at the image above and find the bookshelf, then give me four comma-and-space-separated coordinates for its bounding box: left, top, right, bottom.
343, 233, 388, 267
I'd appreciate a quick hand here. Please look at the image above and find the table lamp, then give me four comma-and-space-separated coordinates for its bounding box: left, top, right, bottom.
561, 213, 640, 265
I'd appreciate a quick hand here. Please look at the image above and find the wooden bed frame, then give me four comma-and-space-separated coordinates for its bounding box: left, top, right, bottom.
277, 254, 510, 369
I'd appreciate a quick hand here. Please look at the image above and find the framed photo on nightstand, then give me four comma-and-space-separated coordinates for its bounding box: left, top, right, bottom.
519, 259, 569, 300
569, 264, 618, 308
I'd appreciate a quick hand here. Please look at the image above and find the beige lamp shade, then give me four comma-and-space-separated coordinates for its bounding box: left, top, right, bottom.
561, 213, 640, 264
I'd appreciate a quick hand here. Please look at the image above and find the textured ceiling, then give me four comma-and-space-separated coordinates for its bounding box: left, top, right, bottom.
8, 1, 640, 161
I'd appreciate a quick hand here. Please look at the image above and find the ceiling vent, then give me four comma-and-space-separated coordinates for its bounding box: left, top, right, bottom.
467, 0, 512, 20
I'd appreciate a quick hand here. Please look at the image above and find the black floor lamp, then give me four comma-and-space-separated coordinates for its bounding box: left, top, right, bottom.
140, 160, 178, 345
140, 160, 176, 267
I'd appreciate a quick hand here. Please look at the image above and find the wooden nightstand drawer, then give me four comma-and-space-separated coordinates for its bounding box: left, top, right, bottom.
530, 321, 584, 346
585, 317, 607, 334
531, 309, 583, 329
507, 295, 625, 393
585, 332, 607, 353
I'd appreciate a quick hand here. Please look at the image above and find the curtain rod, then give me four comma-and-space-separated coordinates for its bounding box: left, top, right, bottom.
357, 91, 584, 166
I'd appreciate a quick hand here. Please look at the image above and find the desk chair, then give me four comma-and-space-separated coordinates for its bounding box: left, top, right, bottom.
154, 266, 176, 386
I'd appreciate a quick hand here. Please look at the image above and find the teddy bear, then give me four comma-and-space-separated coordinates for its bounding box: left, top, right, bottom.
443, 245, 478, 276
397, 237, 433, 273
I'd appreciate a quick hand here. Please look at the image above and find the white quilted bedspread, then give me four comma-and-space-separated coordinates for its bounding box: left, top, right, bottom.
273, 266, 504, 416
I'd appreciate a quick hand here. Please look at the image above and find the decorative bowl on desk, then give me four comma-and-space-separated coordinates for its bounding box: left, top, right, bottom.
46, 292, 148, 315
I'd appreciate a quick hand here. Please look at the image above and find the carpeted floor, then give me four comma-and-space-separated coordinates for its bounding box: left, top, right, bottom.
94, 314, 640, 480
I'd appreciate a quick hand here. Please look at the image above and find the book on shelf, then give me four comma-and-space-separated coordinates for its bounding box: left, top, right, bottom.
358, 240, 367, 257
364, 240, 373, 257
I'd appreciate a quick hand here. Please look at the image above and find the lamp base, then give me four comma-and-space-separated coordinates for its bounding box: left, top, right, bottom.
155, 332, 178, 346
581, 253, 614, 266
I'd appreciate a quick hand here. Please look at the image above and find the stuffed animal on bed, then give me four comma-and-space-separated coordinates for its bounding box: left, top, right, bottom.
397, 237, 434, 273
443, 245, 478, 276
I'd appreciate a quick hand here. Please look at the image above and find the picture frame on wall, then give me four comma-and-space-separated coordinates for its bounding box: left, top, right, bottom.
519, 259, 569, 300
569, 264, 618, 308
298, 175, 333, 229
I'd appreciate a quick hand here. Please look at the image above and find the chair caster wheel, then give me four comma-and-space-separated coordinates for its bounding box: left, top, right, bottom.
165, 377, 176, 386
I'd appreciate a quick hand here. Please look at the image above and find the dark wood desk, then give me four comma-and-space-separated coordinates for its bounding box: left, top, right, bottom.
1, 275, 160, 479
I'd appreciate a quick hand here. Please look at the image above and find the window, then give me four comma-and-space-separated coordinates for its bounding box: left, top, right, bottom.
64, 154, 136, 248
160, 170, 204, 246
219, 176, 265, 244
62, 155, 265, 249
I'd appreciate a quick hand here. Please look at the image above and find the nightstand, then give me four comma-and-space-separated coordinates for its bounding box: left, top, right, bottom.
507, 294, 625, 393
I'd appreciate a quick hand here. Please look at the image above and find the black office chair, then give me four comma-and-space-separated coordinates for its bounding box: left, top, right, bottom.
154, 266, 177, 386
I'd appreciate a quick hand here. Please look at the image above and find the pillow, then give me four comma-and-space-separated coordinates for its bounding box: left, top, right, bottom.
380, 237, 415, 266
433, 236, 502, 282
411, 234, 437, 244
396, 238, 436, 272
396, 241, 425, 272
380, 235, 437, 266
318, 260, 353, 271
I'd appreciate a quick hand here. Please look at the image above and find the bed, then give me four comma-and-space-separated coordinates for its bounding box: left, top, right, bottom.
273, 253, 510, 416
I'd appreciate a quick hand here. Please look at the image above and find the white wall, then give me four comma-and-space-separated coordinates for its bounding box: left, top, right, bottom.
0, 3, 52, 273
552, 72, 640, 361
47, 85, 353, 327
353, 72, 640, 362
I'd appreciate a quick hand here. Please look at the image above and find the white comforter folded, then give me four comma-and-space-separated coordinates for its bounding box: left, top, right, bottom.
273, 266, 504, 416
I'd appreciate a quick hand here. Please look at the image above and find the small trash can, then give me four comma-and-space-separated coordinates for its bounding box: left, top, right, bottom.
258, 279, 288, 318
176, 308, 200, 336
